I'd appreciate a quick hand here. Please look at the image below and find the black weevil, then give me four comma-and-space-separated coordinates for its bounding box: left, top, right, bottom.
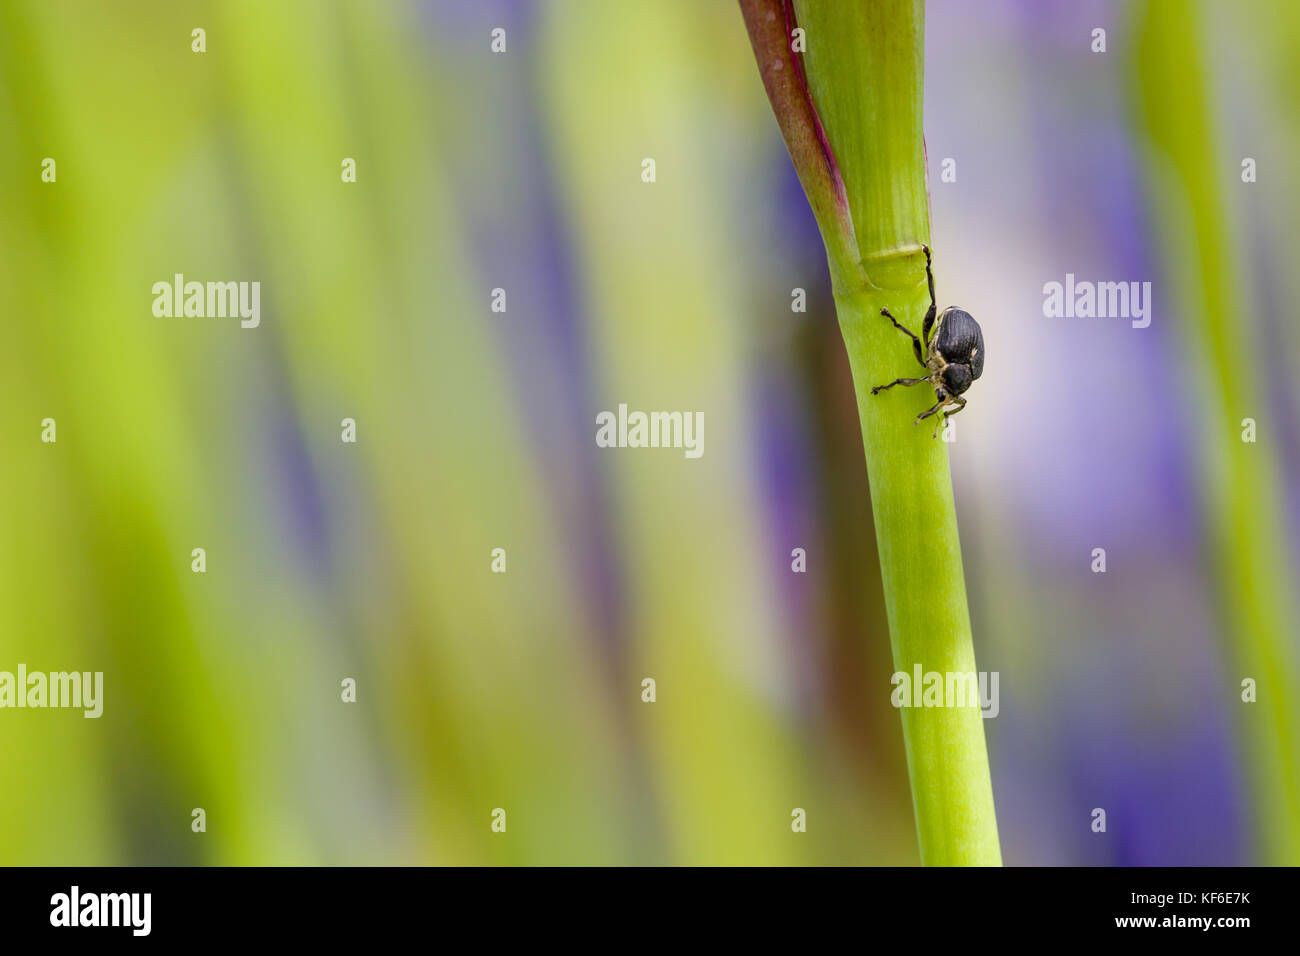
870, 245, 984, 437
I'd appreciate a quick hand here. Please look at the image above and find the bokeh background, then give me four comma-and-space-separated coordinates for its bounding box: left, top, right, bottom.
1, 0, 1297, 865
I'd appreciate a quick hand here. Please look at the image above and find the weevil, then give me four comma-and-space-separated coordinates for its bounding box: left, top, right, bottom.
870, 245, 984, 437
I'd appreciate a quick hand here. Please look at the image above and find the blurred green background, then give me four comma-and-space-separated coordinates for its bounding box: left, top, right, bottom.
1, 0, 1297, 865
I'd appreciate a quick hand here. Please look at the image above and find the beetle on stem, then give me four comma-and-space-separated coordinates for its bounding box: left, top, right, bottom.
870, 245, 984, 437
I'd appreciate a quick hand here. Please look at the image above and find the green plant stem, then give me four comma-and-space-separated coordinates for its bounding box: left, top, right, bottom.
741, 0, 1001, 863
837, 288, 1001, 867
800, 0, 1000, 866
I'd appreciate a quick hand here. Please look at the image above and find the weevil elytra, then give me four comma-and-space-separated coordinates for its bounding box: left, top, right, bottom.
870, 245, 984, 437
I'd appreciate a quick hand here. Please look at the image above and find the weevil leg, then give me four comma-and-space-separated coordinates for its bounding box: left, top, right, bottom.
921, 244, 937, 343
870, 376, 930, 395
880, 307, 927, 368
931, 396, 966, 438
942, 396, 968, 419
915, 398, 947, 428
